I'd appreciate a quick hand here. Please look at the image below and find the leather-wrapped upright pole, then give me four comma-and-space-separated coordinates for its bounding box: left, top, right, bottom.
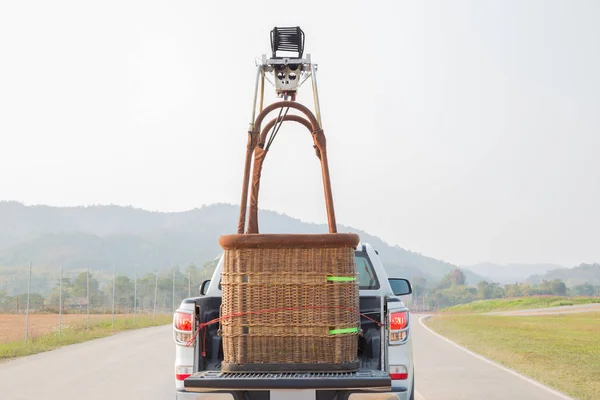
236, 131, 259, 234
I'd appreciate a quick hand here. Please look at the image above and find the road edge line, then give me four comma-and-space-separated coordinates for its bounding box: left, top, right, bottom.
417, 315, 575, 400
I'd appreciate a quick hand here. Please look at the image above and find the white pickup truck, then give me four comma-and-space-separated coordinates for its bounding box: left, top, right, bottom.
173, 241, 415, 400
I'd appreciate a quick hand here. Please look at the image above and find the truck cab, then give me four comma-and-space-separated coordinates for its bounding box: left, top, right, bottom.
173, 242, 415, 400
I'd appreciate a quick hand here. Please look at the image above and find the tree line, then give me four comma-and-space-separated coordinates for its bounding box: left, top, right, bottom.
0, 260, 218, 314
411, 268, 600, 309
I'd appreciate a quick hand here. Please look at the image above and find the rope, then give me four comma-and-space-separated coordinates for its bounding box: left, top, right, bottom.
186, 305, 382, 347
263, 106, 284, 149
265, 106, 290, 151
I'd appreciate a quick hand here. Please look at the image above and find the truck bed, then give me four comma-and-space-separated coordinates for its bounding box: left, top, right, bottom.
185, 295, 388, 394
184, 370, 391, 392
191, 295, 385, 372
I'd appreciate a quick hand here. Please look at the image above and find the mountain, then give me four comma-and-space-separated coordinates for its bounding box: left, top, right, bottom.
526, 263, 600, 287
0, 202, 486, 287
461, 262, 566, 284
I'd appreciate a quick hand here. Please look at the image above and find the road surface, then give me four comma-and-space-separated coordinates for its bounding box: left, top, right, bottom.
1, 305, 586, 400
0, 325, 174, 400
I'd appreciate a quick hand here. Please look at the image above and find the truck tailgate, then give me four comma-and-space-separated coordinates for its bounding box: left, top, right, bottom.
184, 370, 391, 392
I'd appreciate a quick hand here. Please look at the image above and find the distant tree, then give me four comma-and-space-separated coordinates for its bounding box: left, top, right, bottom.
504, 283, 523, 297
477, 281, 492, 299
71, 271, 99, 298
571, 282, 595, 296
477, 281, 505, 299
72, 271, 103, 309
437, 268, 467, 290
106, 275, 135, 312
48, 276, 73, 311
429, 285, 477, 308
137, 273, 158, 311
550, 279, 567, 296
532, 280, 555, 296
15, 292, 45, 310
201, 259, 219, 279
436, 275, 451, 290
0, 290, 8, 312
449, 269, 467, 286
184, 264, 199, 296
411, 276, 428, 297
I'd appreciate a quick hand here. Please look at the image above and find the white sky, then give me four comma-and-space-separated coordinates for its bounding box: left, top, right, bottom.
1, 1, 598, 267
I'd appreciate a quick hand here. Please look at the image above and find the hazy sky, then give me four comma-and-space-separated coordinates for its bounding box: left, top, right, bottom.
1, 1, 598, 267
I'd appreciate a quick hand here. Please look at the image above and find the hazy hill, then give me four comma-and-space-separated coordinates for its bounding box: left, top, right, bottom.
462, 262, 566, 284
526, 263, 600, 287
0, 202, 486, 286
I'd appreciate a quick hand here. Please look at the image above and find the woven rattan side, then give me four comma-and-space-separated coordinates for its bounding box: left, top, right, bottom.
220, 244, 360, 372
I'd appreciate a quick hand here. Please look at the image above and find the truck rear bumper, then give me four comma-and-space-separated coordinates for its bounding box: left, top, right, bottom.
176, 388, 409, 400
183, 370, 391, 392
179, 368, 407, 400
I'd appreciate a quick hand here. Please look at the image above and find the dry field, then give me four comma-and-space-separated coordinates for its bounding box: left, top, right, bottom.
0, 313, 136, 343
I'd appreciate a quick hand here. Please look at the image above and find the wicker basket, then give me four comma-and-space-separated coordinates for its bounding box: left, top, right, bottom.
219, 101, 360, 373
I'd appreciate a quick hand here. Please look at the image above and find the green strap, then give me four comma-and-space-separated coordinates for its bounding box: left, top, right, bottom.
329, 327, 359, 335
327, 276, 356, 282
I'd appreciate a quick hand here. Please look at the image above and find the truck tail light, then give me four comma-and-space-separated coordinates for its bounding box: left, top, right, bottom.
173, 311, 194, 344
389, 365, 408, 380
390, 311, 408, 330
389, 310, 409, 345
175, 311, 193, 331
176, 366, 193, 381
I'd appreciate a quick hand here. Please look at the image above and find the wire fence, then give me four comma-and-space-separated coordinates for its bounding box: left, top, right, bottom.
0, 261, 216, 344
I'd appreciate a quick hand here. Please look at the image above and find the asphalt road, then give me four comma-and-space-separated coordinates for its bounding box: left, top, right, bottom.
0, 325, 175, 400
1, 304, 590, 400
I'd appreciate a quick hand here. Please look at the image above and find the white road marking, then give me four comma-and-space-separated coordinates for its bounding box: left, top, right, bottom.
418, 315, 574, 400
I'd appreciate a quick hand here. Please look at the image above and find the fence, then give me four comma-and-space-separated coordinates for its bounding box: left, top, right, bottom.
0, 261, 216, 344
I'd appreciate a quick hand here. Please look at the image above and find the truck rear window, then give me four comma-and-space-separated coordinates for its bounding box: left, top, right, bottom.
356, 251, 380, 290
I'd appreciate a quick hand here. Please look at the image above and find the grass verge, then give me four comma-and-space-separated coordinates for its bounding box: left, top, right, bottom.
425, 312, 600, 400
443, 296, 600, 313
0, 314, 172, 361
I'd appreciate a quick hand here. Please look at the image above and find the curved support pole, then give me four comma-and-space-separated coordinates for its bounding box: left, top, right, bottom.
242, 101, 338, 235
254, 101, 319, 133
259, 114, 321, 159
259, 115, 314, 146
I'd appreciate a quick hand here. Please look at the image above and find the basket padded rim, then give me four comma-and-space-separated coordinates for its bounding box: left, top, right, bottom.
219, 233, 360, 250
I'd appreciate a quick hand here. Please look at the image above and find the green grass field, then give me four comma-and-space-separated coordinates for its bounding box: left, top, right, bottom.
0, 314, 172, 361
443, 296, 600, 313
426, 312, 600, 400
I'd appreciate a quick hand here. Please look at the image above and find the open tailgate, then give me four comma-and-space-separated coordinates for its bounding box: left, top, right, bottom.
184, 370, 391, 392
